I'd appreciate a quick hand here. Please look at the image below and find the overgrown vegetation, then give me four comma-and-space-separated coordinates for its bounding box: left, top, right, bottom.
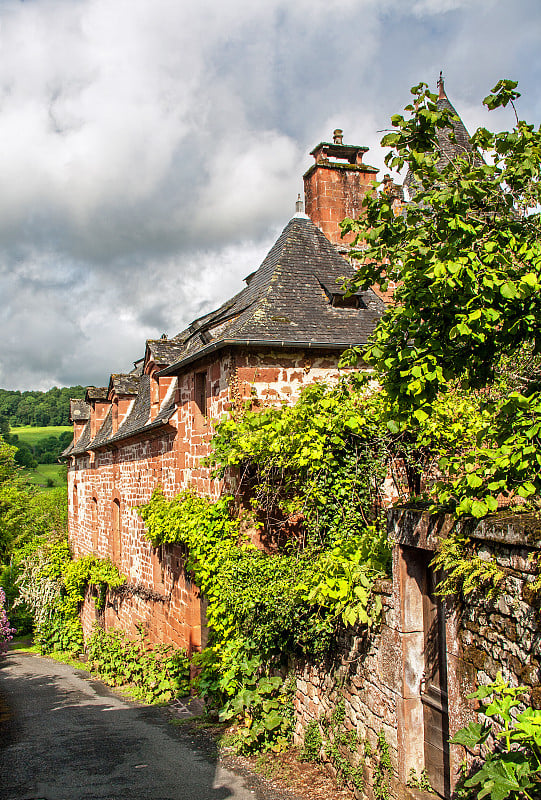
451, 675, 541, 800
139, 376, 394, 752
87, 625, 190, 703
15, 535, 125, 654
342, 78, 541, 518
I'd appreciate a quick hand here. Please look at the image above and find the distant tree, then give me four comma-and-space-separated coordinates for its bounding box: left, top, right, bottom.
14, 445, 37, 469
0, 437, 34, 560
0, 385, 85, 428
0, 414, 8, 438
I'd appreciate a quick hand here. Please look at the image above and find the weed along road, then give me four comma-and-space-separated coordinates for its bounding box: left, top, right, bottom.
0, 651, 294, 800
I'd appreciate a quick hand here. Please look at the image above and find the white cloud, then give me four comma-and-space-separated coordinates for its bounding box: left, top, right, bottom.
0, 0, 539, 389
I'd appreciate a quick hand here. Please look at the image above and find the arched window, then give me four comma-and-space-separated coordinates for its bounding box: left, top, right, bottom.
111, 499, 121, 564
91, 497, 98, 552
72, 483, 78, 518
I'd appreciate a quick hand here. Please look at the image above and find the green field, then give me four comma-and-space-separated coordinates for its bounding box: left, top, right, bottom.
11, 425, 72, 446
25, 463, 67, 491
8, 426, 72, 492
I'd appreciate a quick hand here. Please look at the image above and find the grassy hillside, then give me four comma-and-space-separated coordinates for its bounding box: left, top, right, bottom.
8, 425, 72, 491
25, 463, 67, 492
12, 425, 72, 446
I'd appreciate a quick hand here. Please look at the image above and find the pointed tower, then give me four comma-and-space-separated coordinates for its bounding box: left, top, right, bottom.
404, 74, 476, 195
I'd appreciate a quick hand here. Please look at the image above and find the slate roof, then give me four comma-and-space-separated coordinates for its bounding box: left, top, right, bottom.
160, 214, 384, 376
86, 387, 108, 401
86, 375, 177, 451
108, 374, 140, 397
404, 84, 477, 193
146, 339, 188, 367
89, 406, 113, 449
69, 420, 92, 456
68, 211, 387, 456
70, 399, 90, 423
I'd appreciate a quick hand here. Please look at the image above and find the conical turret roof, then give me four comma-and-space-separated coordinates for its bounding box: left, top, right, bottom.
404, 77, 476, 193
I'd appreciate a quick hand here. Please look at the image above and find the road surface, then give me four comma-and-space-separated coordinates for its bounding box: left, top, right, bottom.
0, 650, 294, 800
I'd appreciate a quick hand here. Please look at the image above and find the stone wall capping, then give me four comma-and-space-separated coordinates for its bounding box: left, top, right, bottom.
389, 507, 541, 551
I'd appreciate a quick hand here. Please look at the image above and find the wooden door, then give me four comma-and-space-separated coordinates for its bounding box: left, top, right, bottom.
421, 560, 451, 798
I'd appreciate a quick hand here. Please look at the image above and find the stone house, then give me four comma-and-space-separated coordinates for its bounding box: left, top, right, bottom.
63, 83, 536, 800
64, 131, 387, 651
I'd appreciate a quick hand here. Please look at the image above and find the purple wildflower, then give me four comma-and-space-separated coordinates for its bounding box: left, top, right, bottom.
0, 587, 16, 655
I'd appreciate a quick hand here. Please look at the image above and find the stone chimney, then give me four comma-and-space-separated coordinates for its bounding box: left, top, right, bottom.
303, 130, 378, 247
86, 387, 110, 440
69, 399, 90, 445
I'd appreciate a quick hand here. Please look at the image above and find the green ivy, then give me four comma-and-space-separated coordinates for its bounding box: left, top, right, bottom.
301, 719, 323, 762
87, 624, 190, 704
407, 768, 434, 793
140, 488, 389, 660
138, 378, 393, 752
207, 377, 391, 547
451, 674, 541, 800
16, 535, 125, 654
373, 729, 393, 800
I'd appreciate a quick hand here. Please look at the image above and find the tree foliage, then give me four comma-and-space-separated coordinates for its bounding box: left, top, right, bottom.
0, 435, 70, 563
0, 385, 85, 428
342, 79, 541, 516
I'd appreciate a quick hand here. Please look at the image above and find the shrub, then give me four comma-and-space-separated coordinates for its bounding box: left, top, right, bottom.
451, 674, 541, 800
87, 625, 190, 704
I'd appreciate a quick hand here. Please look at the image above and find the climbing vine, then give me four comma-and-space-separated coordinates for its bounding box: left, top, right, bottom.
208, 376, 392, 545
16, 535, 125, 654
138, 376, 394, 751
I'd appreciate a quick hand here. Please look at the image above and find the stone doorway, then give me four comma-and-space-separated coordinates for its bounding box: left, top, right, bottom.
420, 556, 450, 798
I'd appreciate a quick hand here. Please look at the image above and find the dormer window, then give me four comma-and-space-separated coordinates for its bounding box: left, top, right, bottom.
331, 294, 359, 309
318, 277, 364, 310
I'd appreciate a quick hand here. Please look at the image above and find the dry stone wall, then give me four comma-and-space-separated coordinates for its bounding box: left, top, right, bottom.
294, 582, 401, 799
294, 511, 541, 800
457, 515, 541, 705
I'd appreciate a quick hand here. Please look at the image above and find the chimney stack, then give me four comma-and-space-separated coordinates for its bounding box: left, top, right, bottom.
303, 130, 378, 247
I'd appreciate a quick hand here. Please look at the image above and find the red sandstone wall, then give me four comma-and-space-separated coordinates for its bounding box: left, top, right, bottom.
67, 346, 351, 652
304, 164, 374, 247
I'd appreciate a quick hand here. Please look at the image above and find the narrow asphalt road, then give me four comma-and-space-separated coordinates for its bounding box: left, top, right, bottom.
0, 651, 293, 800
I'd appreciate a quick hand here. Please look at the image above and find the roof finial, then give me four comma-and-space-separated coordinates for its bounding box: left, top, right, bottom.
437, 70, 446, 100
295, 193, 304, 214
333, 128, 343, 145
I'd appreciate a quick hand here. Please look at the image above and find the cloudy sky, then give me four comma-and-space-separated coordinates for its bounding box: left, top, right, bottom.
1, 0, 540, 390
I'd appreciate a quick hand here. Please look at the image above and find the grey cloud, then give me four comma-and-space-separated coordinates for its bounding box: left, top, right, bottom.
0, 0, 539, 389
